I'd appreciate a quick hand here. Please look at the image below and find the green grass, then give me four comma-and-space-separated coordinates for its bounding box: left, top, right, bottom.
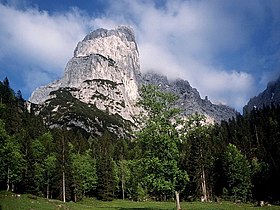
1, 191, 279, 210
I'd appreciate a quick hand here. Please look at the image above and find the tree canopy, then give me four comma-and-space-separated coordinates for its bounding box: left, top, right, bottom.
1, 78, 280, 205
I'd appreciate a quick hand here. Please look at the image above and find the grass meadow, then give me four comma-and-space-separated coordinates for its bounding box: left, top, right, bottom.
0, 191, 279, 210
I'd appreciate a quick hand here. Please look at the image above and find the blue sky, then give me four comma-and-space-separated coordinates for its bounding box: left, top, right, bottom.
0, 0, 280, 112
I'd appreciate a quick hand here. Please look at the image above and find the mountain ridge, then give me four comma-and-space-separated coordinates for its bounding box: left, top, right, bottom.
244, 76, 280, 113
142, 72, 237, 123
29, 26, 237, 136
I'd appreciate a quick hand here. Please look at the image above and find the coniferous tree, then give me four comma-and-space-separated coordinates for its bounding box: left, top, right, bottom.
0, 77, 14, 104
31, 137, 46, 195
182, 113, 214, 201
52, 128, 72, 202
2, 77, 280, 204
95, 132, 116, 201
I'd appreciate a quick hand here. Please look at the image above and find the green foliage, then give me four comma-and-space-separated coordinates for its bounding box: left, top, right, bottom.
0, 120, 25, 190
121, 160, 146, 201
136, 85, 188, 200
181, 113, 215, 199
138, 84, 180, 119
94, 132, 116, 201
44, 153, 57, 197
223, 143, 252, 201
2, 77, 280, 204
30, 133, 55, 195
51, 128, 73, 201
85, 79, 118, 89
0, 77, 15, 104
40, 88, 132, 137
114, 159, 131, 199
217, 105, 280, 202
70, 148, 97, 201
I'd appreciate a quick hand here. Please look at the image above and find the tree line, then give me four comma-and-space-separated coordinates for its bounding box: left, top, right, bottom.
0, 77, 280, 206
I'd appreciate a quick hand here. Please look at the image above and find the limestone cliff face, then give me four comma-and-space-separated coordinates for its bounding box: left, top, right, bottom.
30, 26, 141, 123
29, 26, 237, 136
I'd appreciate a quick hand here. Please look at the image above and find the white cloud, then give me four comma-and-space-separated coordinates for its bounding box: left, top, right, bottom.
0, 4, 88, 76
98, 0, 259, 111
196, 68, 255, 110
1, 0, 279, 112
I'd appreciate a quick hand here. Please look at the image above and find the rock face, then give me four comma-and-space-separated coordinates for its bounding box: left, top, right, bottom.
244, 76, 280, 113
29, 26, 237, 136
30, 26, 141, 124
142, 72, 237, 123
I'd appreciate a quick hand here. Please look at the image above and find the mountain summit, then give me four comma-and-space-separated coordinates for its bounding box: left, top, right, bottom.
29, 26, 237, 135
30, 26, 141, 123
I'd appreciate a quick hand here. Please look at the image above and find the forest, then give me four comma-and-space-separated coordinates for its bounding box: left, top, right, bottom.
0, 77, 280, 206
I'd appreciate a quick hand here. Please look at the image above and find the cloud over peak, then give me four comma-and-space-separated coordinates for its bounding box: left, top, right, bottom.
1, 0, 279, 112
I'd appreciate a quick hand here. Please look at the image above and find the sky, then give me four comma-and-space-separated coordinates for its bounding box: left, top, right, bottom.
0, 0, 280, 112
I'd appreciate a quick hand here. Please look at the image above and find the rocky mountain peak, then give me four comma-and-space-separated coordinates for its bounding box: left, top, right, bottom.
142, 72, 237, 123
29, 26, 237, 136
74, 26, 138, 60
30, 25, 140, 104
81, 26, 137, 45
244, 75, 280, 113
29, 26, 142, 135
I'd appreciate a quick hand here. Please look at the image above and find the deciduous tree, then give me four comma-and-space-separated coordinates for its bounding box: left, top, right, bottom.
137, 85, 188, 209
70, 147, 97, 201
223, 143, 252, 201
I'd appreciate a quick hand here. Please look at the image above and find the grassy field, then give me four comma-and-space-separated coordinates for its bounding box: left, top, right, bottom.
0, 191, 279, 210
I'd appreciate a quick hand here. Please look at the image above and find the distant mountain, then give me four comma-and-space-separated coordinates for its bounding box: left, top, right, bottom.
244, 76, 280, 113
142, 72, 237, 123
29, 26, 237, 136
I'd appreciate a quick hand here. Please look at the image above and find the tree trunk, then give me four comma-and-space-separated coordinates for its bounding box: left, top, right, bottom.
62, 137, 66, 203
62, 171, 66, 202
254, 124, 260, 147
6, 167, 10, 191
201, 165, 208, 202
200, 146, 208, 202
74, 188, 77, 202
121, 176, 125, 200
175, 191, 181, 210
121, 161, 125, 200
47, 171, 50, 199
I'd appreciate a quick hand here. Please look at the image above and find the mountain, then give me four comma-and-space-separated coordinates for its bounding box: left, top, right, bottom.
29, 26, 142, 136
244, 76, 280, 113
142, 72, 237, 123
29, 26, 237, 136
